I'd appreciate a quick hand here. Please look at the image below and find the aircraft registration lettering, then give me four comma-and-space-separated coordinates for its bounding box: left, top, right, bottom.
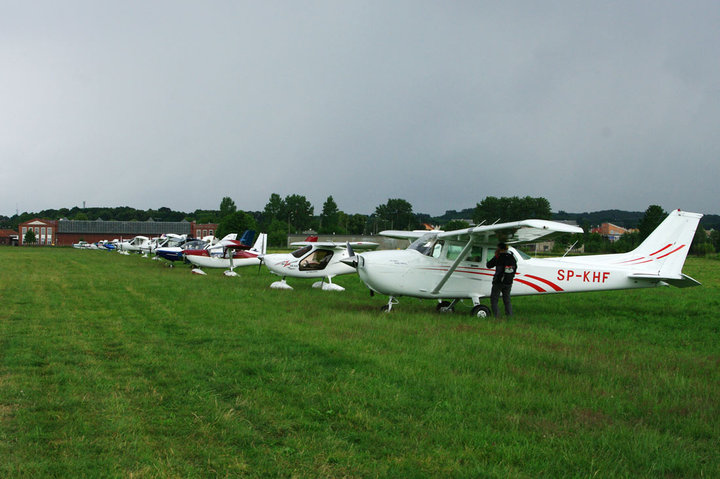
557, 269, 610, 283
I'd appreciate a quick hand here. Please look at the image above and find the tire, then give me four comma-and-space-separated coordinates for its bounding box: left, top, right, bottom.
471, 305, 491, 318
436, 301, 454, 313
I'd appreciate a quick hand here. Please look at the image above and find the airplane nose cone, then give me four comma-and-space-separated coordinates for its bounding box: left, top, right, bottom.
340, 255, 358, 268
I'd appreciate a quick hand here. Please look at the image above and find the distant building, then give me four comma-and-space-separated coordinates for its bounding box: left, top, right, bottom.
0, 228, 19, 246
18, 219, 57, 245
592, 223, 633, 242
17, 218, 217, 246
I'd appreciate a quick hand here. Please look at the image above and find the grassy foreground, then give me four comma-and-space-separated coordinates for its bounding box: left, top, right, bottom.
0, 248, 718, 478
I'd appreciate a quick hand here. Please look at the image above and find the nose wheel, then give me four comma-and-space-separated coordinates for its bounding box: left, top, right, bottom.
381, 296, 399, 312
471, 304, 491, 318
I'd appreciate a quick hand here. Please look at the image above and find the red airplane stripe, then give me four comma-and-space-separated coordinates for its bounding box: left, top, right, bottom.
514, 278, 546, 293
634, 259, 655, 264
650, 244, 672, 256
522, 274, 564, 292
618, 257, 645, 264
656, 244, 685, 259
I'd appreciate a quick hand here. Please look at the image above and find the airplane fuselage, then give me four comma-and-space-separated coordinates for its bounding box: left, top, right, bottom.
356, 248, 661, 300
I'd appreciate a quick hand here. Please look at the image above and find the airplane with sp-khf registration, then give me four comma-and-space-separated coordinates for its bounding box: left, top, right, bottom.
342, 209, 702, 316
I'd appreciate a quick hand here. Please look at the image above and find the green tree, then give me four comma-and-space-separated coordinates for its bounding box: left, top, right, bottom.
267, 219, 289, 247
443, 219, 470, 231
216, 211, 257, 239
611, 231, 641, 253
710, 229, 720, 252
284, 194, 314, 233
473, 196, 551, 224
24, 229, 36, 245
219, 197, 237, 218
319, 196, 343, 234
374, 198, 416, 231
637, 205, 667, 241
347, 214, 368, 235
262, 193, 285, 226
690, 226, 712, 256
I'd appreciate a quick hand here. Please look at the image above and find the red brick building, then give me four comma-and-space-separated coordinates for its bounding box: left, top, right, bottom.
0, 228, 19, 246
18, 218, 217, 246
18, 219, 58, 245
591, 223, 634, 242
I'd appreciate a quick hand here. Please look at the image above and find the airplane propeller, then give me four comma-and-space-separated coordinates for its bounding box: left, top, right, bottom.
341, 242, 359, 268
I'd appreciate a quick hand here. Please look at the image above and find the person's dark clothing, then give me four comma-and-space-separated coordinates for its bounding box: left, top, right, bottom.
486, 251, 518, 317
490, 283, 513, 317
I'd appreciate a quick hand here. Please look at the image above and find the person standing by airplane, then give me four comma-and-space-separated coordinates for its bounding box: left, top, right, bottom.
486, 242, 517, 318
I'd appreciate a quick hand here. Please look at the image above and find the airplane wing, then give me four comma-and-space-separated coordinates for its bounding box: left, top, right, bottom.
429, 220, 583, 295
437, 220, 583, 244
379, 230, 442, 240
290, 241, 379, 250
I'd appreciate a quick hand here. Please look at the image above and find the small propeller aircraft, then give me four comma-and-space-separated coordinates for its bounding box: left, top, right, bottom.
184, 232, 267, 276
343, 209, 702, 315
260, 238, 379, 291
118, 235, 151, 254
153, 234, 190, 263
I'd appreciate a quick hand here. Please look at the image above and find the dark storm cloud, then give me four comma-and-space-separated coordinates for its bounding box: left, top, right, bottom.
2, 1, 718, 217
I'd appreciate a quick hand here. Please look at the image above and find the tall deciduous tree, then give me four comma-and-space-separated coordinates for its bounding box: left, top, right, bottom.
473, 196, 552, 224
347, 214, 368, 235
216, 211, 257, 239
637, 205, 667, 241
284, 194, 314, 233
319, 196, 342, 234
263, 193, 284, 223
374, 198, 416, 231
24, 229, 36, 245
219, 197, 237, 218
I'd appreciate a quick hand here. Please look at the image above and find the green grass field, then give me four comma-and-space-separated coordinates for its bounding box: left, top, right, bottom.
1, 248, 718, 478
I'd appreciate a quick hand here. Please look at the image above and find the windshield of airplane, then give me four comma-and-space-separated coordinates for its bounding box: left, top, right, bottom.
291, 245, 313, 258
407, 233, 439, 256
182, 240, 207, 250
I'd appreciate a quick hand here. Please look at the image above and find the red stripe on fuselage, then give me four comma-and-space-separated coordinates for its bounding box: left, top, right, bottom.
522, 274, 563, 292
514, 278, 546, 293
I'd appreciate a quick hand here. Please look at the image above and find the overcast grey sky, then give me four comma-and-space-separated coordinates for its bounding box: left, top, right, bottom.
2, 1, 719, 217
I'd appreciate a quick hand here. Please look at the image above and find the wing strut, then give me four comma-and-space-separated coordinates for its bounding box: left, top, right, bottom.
430, 238, 475, 295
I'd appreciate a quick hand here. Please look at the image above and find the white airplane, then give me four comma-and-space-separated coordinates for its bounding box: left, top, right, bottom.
185, 233, 267, 276
118, 235, 151, 254
260, 238, 379, 291
153, 234, 189, 263
344, 209, 702, 315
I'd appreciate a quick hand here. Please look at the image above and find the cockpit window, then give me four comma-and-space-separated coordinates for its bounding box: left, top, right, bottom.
291, 245, 313, 258
407, 233, 439, 256
514, 248, 531, 260
182, 240, 206, 250
299, 249, 334, 270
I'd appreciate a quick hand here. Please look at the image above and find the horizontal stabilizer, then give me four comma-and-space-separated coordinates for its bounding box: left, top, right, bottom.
629, 273, 701, 288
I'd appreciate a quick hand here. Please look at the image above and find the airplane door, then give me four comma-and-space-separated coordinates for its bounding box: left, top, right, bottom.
299, 249, 334, 271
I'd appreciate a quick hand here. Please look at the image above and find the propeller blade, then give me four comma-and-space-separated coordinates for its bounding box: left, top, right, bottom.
341, 242, 359, 268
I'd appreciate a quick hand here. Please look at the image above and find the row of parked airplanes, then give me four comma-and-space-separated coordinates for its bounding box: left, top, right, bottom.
73, 209, 703, 316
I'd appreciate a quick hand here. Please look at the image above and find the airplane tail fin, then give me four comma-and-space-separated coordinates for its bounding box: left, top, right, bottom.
251, 233, 267, 255
239, 229, 256, 247
626, 210, 702, 279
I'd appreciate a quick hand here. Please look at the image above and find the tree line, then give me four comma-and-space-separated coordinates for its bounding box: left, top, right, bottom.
3, 196, 718, 253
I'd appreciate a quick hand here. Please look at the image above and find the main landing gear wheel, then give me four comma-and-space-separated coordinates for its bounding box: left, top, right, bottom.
436, 301, 455, 313
471, 305, 491, 318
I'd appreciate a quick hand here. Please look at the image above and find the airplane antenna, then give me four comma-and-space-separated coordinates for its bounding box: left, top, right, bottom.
563, 240, 579, 257
491, 218, 501, 225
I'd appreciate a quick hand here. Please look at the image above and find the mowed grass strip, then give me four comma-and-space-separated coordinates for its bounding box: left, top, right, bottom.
0, 248, 718, 477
